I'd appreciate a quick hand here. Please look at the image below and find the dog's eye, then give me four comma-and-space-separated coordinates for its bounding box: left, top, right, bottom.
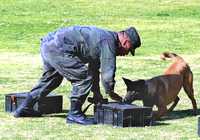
132, 91, 136, 94
135, 91, 140, 95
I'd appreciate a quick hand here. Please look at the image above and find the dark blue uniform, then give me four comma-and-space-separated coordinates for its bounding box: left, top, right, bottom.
30, 26, 118, 102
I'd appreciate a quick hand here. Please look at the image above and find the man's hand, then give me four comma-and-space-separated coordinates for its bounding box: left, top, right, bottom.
88, 91, 108, 104
108, 91, 122, 102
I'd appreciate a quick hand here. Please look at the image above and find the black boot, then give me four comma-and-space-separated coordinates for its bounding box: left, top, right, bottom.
13, 94, 42, 117
66, 99, 95, 125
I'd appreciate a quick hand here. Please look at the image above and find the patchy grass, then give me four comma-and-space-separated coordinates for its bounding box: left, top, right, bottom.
1, 53, 200, 140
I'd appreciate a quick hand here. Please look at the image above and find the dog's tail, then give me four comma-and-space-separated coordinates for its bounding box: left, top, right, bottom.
160, 52, 181, 61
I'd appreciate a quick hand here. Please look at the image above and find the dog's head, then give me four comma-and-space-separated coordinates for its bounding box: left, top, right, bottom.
122, 77, 146, 104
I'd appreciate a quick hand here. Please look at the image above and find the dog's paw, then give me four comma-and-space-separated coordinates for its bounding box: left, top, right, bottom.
193, 109, 198, 116
108, 92, 123, 102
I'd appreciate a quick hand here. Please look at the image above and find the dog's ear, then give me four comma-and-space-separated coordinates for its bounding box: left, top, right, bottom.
130, 79, 145, 91
122, 77, 133, 86
136, 79, 145, 87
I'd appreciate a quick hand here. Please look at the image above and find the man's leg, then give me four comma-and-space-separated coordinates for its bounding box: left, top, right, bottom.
32, 40, 95, 124
52, 55, 95, 125
14, 37, 65, 117
29, 69, 63, 100
14, 65, 63, 117
66, 73, 94, 125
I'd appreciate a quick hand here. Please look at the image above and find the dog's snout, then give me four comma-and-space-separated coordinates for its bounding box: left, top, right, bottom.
122, 97, 132, 104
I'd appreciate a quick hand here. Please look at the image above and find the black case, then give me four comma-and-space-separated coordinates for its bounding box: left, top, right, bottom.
5, 92, 63, 114
94, 102, 152, 127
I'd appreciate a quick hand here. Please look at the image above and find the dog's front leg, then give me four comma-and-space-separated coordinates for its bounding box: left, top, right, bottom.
153, 106, 167, 120
153, 97, 167, 120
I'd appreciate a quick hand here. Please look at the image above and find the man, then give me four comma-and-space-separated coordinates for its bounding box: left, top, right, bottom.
14, 26, 141, 125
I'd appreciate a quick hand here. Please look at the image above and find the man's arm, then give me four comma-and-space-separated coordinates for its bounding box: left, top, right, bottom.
88, 62, 103, 102
100, 40, 122, 102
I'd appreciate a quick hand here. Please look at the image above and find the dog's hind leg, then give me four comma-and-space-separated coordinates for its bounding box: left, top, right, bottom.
168, 96, 180, 112
183, 70, 197, 115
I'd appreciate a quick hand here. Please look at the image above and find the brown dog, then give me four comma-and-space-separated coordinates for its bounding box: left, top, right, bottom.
123, 52, 197, 119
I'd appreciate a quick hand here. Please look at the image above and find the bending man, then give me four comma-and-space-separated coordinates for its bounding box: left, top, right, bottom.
14, 25, 141, 125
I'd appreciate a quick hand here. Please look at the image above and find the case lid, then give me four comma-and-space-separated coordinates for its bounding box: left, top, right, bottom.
101, 102, 151, 111
6, 92, 59, 97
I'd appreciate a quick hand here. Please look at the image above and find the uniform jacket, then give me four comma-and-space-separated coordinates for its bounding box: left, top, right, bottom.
41, 26, 119, 94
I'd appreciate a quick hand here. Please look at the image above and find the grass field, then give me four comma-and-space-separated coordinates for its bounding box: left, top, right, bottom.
0, 0, 200, 139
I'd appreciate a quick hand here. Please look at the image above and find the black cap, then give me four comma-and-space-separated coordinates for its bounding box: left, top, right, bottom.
124, 27, 141, 56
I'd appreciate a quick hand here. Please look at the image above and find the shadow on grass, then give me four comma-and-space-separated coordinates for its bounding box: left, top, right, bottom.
41, 110, 171, 127
160, 108, 199, 121
43, 109, 95, 119
151, 121, 170, 126
42, 109, 198, 126
43, 109, 68, 118
43, 110, 94, 118
145, 108, 199, 126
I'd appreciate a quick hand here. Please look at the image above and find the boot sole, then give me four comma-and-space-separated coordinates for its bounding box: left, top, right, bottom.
66, 118, 95, 125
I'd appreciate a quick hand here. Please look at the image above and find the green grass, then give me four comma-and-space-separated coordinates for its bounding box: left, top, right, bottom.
0, 0, 200, 139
